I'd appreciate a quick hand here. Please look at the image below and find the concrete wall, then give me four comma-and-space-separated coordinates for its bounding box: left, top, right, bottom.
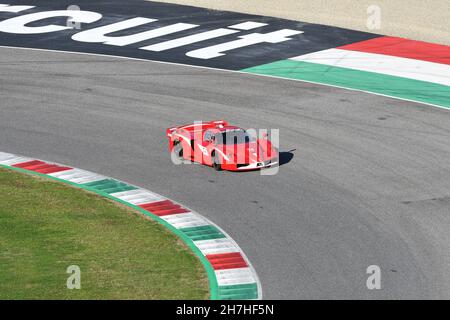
149, 0, 449, 45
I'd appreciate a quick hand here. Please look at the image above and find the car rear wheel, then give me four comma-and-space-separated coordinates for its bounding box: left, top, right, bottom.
172, 141, 183, 160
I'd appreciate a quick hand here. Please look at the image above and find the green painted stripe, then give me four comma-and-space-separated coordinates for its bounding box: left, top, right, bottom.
82, 179, 138, 194
179, 225, 226, 241
218, 283, 258, 300
242, 60, 450, 109
1, 165, 219, 300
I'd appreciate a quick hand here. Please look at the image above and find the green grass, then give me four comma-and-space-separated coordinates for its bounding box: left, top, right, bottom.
0, 167, 209, 299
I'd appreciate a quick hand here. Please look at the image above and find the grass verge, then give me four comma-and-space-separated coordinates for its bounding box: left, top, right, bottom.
0, 167, 209, 299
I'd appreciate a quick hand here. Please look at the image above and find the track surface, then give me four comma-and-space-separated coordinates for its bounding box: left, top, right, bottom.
1, 47, 449, 299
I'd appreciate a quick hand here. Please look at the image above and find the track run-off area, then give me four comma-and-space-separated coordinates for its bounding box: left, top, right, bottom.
1, 1, 449, 299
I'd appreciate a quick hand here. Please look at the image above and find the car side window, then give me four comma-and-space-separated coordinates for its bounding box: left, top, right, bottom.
204, 130, 213, 142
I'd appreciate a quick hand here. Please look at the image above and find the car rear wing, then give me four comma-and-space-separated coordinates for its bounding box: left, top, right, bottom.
208, 120, 229, 128
166, 127, 177, 138
166, 120, 229, 137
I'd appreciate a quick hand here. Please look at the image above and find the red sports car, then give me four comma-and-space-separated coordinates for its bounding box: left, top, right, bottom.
166, 120, 279, 171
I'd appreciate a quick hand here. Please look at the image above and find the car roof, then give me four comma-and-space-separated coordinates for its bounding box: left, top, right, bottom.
177, 124, 243, 139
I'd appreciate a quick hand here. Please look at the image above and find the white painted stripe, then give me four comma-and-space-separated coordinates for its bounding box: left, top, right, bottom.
122, 195, 163, 205
215, 267, 256, 286
228, 21, 268, 30
0, 155, 33, 165
49, 168, 88, 179
141, 28, 239, 52
108, 189, 143, 198
72, 19, 198, 47
0, 4, 35, 13
194, 238, 240, 255
48, 168, 80, 179
70, 174, 106, 184
49, 168, 106, 184
0, 152, 15, 162
160, 212, 209, 229
290, 48, 450, 86
187, 29, 303, 59
110, 189, 164, 204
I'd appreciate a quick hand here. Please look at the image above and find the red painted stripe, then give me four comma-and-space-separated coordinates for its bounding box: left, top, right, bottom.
12, 160, 45, 168
21, 163, 53, 171
139, 200, 190, 216
12, 160, 72, 174
338, 36, 450, 65
206, 252, 248, 270
36, 166, 72, 174
151, 208, 190, 216
13, 160, 73, 174
151, 204, 180, 210
139, 200, 173, 210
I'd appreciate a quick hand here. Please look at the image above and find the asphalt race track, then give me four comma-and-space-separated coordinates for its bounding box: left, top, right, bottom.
1, 47, 449, 299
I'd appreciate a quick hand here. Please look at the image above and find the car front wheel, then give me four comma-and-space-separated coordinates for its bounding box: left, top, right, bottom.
212, 153, 222, 171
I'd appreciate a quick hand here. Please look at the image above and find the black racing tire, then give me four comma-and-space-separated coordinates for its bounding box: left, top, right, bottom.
212, 152, 222, 171
172, 141, 183, 160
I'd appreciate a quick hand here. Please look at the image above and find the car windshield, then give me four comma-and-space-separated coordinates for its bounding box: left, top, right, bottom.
215, 130, 255, 145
